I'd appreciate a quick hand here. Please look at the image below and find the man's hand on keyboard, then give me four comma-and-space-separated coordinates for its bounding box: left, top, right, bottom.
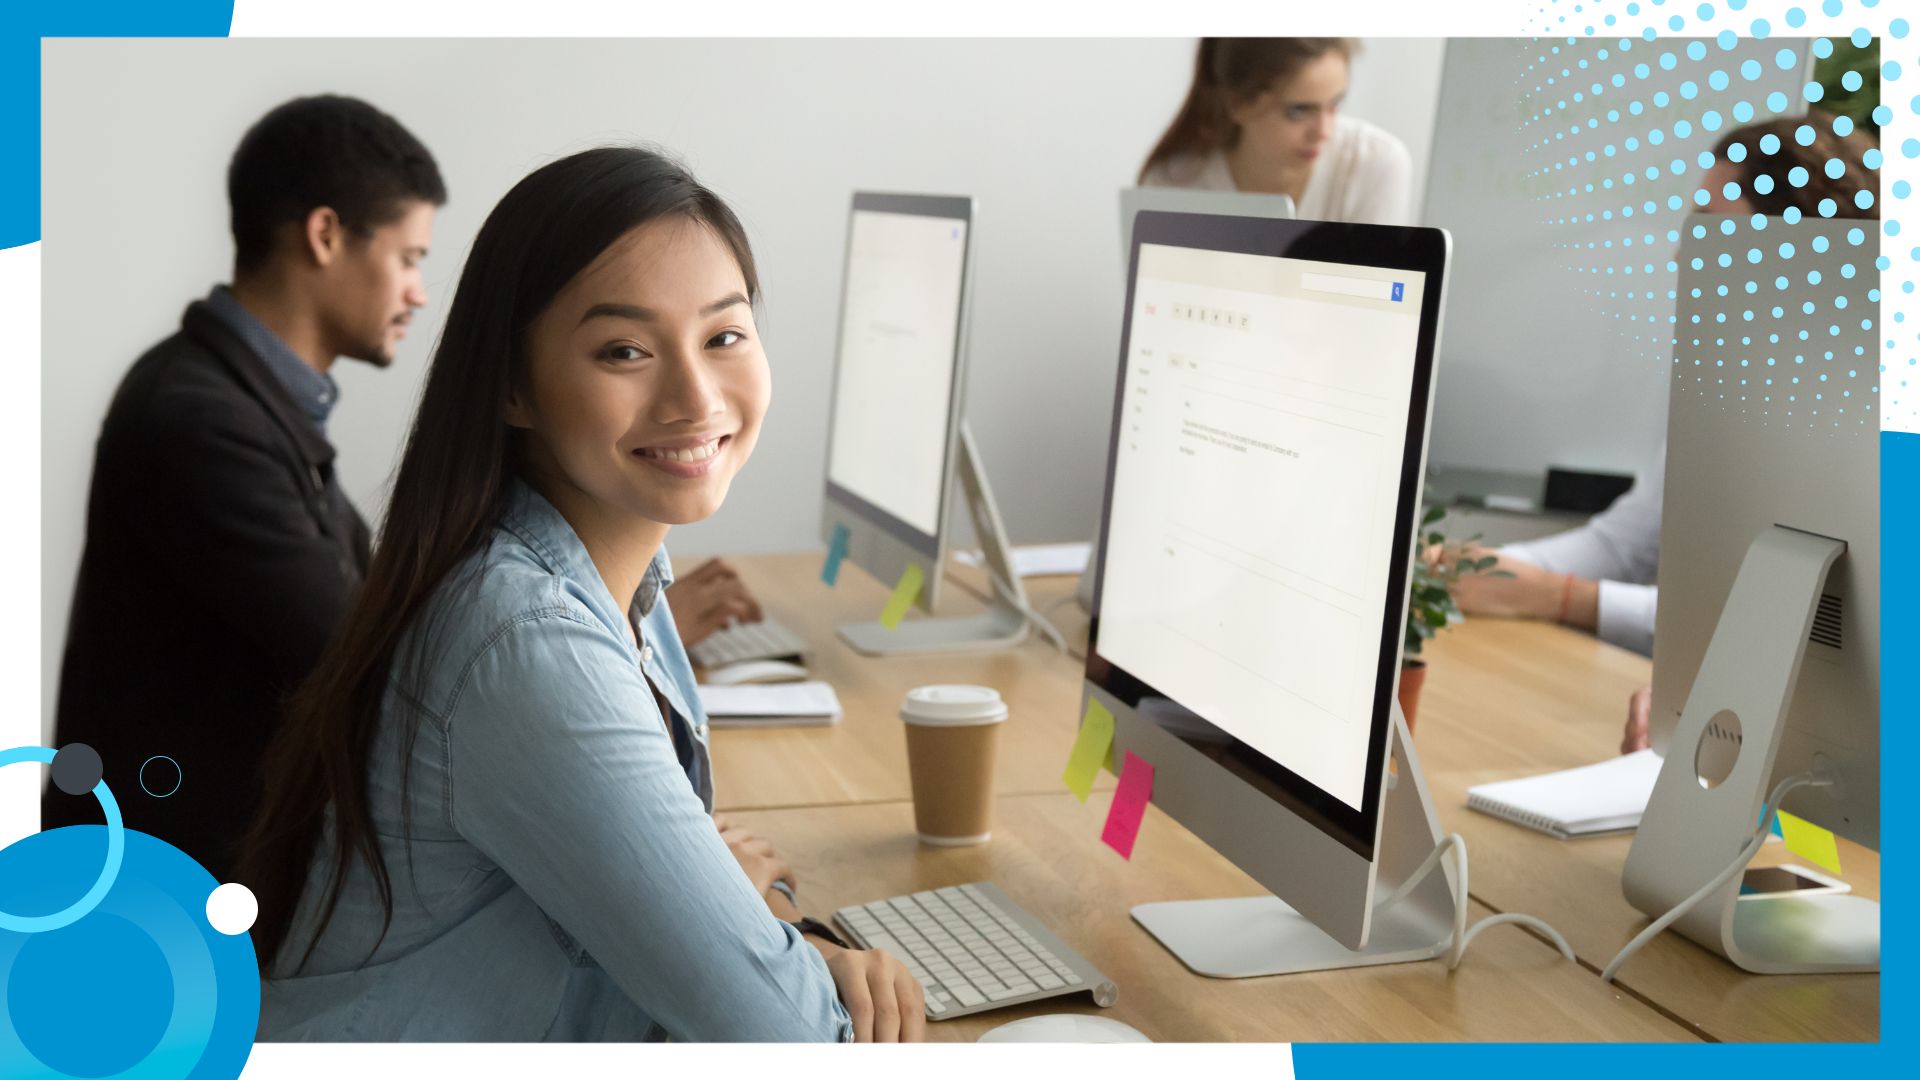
810, 938, 928, 1042
667, 558, 764, 648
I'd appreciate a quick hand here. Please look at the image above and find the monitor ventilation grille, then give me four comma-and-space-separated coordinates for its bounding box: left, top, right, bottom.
1809, 593, 1843, 650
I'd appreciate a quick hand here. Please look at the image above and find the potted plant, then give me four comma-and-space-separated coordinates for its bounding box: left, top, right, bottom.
1401, 505, 1507, 731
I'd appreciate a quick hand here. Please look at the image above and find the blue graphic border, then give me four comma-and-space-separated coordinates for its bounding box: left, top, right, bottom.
0, 1, 234, 250
5, 0, 1907, 1071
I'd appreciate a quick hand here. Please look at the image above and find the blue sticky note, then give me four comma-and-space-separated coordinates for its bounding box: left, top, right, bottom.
821, 524, 849, 586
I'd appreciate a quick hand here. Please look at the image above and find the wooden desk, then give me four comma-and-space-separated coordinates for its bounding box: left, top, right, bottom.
729, 792, 1692, 1043
705, 555, 1113, 812
721, 555, 1878, 1042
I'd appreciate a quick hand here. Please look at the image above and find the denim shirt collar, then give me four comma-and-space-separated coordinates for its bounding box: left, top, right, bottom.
498, 479, 676, 634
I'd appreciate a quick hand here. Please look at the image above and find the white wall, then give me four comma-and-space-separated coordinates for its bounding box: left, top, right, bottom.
41, 37, 1444, 739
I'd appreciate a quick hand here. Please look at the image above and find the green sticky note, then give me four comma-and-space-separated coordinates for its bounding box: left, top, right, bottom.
878, 563, 924, 630
1777, 810, 1843, 875
1063, 698, 1116, 802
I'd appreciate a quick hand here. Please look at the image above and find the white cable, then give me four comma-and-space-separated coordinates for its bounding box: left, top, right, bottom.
950, 562, 1071, 654
1600, 771, 1827, 983
1375, 831, 1576, 971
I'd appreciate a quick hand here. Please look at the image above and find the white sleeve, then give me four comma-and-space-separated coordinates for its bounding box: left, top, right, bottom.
1597, 580, 1658, 657
1345, 129, 1415, 226
1500, 444, 1665, 586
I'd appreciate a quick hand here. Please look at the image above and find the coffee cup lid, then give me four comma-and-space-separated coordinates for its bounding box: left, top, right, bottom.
900, 684, 1009, 726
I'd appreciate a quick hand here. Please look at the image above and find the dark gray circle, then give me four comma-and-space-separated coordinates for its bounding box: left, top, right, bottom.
50, 743, 102, 796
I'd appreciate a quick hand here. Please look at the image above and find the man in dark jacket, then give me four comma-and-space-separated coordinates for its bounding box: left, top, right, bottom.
44, 96, 446, 881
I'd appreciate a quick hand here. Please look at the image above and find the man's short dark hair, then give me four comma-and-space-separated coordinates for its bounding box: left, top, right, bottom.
227, 95, 447, 276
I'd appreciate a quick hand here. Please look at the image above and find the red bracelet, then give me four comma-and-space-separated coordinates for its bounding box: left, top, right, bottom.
1555, 573, 1575, 624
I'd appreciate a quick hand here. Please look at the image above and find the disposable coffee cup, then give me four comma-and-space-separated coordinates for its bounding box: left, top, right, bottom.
900, 685, 1008, 845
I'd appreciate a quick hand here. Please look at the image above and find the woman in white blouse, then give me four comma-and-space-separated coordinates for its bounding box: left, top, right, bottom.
1139, 38, 1413, 225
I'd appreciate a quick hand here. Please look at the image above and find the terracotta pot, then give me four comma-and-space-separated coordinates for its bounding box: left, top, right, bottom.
1397, 660, 1428, 734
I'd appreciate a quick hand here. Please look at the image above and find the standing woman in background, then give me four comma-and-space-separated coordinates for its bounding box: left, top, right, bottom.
1140, 38, 1415, 225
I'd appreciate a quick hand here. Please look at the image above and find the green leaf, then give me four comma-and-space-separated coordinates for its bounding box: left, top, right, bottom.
1421, 505, 1445, 527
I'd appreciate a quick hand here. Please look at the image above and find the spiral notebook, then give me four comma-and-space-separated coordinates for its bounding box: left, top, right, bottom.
1466, 749, 1664, 839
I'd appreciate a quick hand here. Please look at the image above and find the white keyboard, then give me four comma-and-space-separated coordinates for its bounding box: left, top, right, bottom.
832, 881, 1117, 1020
689, 616, 807, 668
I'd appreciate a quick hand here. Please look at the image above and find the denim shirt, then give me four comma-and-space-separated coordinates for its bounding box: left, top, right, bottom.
260, 482, 853, 1042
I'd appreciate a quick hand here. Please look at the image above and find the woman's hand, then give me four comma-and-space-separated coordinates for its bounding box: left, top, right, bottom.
807, 937, 927, 1043
667, 558, 763, 649
714, 814, 795, 899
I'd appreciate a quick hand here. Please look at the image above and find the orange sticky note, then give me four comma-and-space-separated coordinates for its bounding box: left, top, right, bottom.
1062, 698, 1115, 802
1777, 810, 1842, 875
878, 564, 924, 629
1101, 750, 1154, 860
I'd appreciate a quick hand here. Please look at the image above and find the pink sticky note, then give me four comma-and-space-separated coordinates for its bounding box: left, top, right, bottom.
1101, 750, 1155, 860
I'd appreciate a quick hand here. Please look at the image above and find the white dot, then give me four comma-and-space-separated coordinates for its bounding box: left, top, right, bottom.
207, 883, 258, 936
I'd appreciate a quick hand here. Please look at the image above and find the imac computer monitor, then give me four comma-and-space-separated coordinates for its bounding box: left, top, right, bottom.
1074, 187, 1299, 613
820, 192, 1029, 654
1118, 187, 1295, 266
1623, 215, 1880, 973
1082, 211, 1453, 974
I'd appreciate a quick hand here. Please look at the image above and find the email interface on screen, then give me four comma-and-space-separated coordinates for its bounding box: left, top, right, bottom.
827, 209, 968, 538
1099, 244, 1426, 810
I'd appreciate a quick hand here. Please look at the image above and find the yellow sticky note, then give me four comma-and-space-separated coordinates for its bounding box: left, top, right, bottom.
1777, 810, 1843, 876
878, 563, 924, 629
1063, 698, 1116, 802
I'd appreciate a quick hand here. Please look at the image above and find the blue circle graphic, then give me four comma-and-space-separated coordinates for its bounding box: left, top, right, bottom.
139, 756, 183, 799
0, 747, 122, 934
9, 913, 173, 1075
0, 827, 258, 1079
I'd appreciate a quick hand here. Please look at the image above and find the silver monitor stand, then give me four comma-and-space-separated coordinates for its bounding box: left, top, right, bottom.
1621, 527, 1879, 974
837, 422, 1030, 655
1131, 703, 1457, 977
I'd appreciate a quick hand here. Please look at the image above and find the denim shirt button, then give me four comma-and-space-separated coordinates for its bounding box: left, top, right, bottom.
639, 644, 654, 666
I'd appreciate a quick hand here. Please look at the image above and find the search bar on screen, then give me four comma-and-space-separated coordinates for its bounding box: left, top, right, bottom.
1301, 273, 1401, 302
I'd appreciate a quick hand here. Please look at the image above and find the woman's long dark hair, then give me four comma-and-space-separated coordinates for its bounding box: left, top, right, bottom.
1139, 38, 1355, 182
238, 146, 761, 974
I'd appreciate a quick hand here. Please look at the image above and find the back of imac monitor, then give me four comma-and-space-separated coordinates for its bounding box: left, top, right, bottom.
1654, 215, 1879, 848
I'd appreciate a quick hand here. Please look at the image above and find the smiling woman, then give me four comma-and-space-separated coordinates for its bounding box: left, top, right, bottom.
236, 146, 925, 1043
508, 215, 767, 564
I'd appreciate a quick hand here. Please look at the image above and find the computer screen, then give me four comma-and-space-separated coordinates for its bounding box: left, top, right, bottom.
825, 205, 969, 539
1095, 241, 1429, 813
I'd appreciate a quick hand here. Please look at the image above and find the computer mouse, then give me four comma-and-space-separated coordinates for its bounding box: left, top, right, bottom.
703, 659, 810, 686
976, 1013, 1150, 1044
